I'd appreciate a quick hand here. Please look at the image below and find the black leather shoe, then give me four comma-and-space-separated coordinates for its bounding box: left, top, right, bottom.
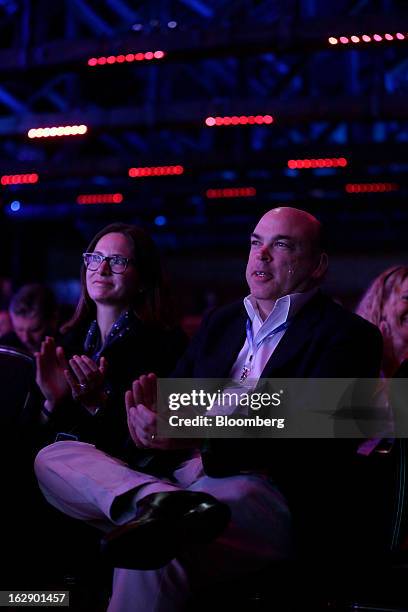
100, 490, 231, 569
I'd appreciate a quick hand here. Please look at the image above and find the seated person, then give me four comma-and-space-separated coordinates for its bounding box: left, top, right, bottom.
35, 207, 382, 612
0, 283, 57, 354
356, 265, 408, 377
355, 266, 408, 444
34, 223, 187, 463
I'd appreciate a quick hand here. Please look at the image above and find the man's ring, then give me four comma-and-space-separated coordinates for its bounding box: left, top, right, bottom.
79, 383, 88, 390
151, 433, 156, 441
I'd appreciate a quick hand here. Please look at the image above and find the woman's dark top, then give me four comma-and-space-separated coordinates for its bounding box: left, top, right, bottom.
43, 311, 188, 472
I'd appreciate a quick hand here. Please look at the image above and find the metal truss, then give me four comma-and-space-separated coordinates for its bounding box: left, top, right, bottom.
0, 0, 406, 253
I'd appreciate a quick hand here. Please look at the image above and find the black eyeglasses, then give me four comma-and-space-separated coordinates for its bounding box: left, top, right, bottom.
82, 253, 134, 274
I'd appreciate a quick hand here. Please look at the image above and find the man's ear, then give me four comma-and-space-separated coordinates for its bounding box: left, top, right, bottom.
311, 252, 328, 281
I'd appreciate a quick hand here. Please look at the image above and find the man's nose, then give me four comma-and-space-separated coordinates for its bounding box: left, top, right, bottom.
257, 246, 271, 261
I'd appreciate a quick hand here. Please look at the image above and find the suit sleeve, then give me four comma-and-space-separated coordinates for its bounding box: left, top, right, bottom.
310, 317, 383, 378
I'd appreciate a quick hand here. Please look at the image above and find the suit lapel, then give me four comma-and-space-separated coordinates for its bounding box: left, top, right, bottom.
212, 306, 247, 377
260, 292, 325, 377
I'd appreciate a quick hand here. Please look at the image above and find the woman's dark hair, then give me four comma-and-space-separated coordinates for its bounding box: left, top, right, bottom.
61, 223, 175, 333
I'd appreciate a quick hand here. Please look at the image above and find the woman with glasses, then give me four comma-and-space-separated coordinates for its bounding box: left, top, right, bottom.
35, 222, 187, 461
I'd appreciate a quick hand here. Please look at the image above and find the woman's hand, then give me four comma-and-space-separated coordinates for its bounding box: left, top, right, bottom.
64, 355, 108, 414
35, 337, 70, 412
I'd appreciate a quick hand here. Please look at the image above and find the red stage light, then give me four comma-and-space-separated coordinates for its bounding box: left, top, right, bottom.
206, 187, 256, 199
287, 157, 348, 169
345, 182, 399, 193
1, 173, 39, 185
88, 51, 166, 66
205, 114, 274, 127
329, 32, 406, 45
28, 125, 87, 138
128, 165, 184, 178
77, 193, 123, 205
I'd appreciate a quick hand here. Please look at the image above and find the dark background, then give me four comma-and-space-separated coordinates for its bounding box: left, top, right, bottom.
0, 0, 407, 315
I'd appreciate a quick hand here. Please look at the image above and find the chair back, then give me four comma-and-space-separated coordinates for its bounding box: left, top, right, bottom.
0, 345, 35, 428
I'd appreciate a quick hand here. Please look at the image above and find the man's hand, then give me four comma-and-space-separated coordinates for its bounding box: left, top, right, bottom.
35, 337, 70, 412
64, 355, 108, 414
125, 373, 171, 450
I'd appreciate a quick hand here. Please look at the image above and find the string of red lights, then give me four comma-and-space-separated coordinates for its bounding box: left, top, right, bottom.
206, 187, 256, 199
28, 125, 88, 138
88, 51, 165, 66
1, 173, 39, 185
77, 193, 123, 204
328, 32, 406, 45
129, 165, 184, 177
205, 115, 273, 127
288, 158, 348, 169
345, 183, 399, 193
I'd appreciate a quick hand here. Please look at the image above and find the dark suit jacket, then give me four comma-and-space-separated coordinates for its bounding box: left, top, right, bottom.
173, 291, 382, 381
172, 291, 383, 554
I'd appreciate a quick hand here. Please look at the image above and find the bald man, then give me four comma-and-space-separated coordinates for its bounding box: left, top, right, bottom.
35, 208, 382, 611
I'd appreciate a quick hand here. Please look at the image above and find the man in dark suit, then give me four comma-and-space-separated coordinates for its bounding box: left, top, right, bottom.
35, 207, 382, 611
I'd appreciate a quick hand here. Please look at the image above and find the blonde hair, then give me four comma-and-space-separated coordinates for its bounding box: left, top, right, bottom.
356, 266, 408, 327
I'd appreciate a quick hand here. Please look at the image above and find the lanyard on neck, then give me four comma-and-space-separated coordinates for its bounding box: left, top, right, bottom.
240, 318, 290, 382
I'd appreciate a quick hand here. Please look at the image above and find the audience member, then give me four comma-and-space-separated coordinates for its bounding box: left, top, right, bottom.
35, 223, 187, 462
35, 207, 382, 612
0, 283, 57, 354
356, 265, 408, 376
357, 266, 408, 436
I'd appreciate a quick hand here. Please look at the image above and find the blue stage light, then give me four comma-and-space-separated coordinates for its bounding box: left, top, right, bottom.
155, 215, 167, 226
